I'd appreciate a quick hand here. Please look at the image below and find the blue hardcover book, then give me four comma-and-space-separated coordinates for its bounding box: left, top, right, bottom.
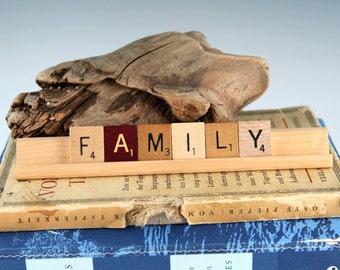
0, 220, 339, 269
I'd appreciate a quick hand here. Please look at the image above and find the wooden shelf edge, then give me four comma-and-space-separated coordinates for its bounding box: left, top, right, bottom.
14, 154, 333, 180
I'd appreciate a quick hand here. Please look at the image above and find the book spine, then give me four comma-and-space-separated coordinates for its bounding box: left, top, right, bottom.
1, 106, 339, 232
0, 203, 131, 232
181, 192, 340, 224
0, 192, 339, 231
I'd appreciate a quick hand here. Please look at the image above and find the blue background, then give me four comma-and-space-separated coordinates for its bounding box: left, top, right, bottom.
1, 0, 339, 149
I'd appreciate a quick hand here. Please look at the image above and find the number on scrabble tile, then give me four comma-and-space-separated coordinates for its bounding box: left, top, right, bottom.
238, 120, 272, 157
205, 122, 239, 158
104, 126, 138, 162
137, 124, 172, 160
171, 122, 206, 159
70, 126, 104, 163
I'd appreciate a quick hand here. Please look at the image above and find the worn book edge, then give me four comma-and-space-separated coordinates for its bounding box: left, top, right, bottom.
0, 106, 340, 232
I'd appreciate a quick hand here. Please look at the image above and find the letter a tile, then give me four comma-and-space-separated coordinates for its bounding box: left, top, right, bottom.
171, 122, 205, 159
104, 126, 138, 162
238, 120, 272, 157
138, 124, 172, 160
70, 126, 104, 163
205, 123, 239, 158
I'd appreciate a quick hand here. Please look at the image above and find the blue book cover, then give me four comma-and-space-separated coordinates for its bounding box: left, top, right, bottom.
0, 220, 339, 269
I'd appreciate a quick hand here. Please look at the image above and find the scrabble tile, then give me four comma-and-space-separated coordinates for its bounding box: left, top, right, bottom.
70, 126, 104, 163
171, 122, 205, 159
238, 120, 272, 157
137, 124, 172, 160
205, 122, 239, 158
104, 126, 138, 162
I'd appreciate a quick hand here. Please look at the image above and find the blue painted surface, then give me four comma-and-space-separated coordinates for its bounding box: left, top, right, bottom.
0, 219, 339, 269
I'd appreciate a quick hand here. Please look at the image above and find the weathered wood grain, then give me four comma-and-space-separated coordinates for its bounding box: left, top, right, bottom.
6, 31, 269, 138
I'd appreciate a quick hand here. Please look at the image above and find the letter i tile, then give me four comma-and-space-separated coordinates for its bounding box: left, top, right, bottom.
70, 126, 104, 163
238, 120, 272, 157
104, 126, 138, 162
171, 122, 205, 159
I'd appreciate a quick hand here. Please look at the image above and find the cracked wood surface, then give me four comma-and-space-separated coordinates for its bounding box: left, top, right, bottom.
6, 31, 269, 138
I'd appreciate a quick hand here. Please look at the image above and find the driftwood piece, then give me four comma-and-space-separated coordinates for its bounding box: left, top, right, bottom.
6, 31, 269, 138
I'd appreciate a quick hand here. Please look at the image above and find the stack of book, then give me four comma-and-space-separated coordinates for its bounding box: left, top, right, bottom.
0, 106, 339, 269
0, 106, 339, 232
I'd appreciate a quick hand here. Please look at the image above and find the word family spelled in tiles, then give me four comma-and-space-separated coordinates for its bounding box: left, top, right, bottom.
70, 120, 272, 163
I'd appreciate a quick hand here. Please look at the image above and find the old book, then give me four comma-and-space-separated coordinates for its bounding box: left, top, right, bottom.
0, 106, 339, 232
